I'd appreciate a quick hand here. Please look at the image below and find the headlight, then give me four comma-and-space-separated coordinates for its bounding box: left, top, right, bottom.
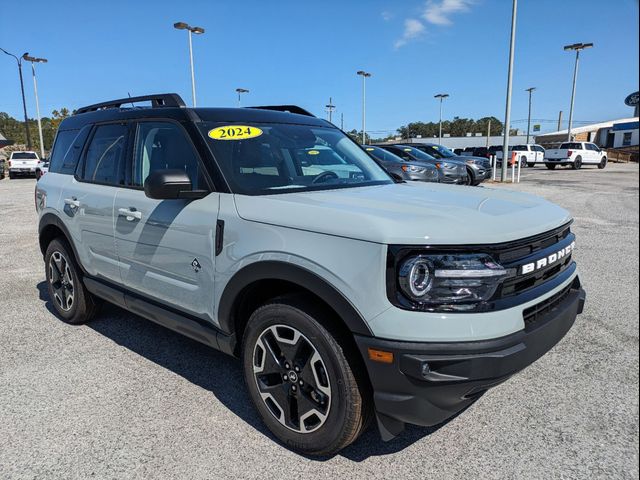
397, 254, 508, 311
402, 165, 427, 173
465, 159, 476, 165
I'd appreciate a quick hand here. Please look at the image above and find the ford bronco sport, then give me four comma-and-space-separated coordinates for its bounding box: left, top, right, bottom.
36, 94, 586, 456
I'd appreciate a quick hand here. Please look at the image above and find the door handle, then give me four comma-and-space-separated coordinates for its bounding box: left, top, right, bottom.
64, 197, 80, 208
118, 207, 142, 221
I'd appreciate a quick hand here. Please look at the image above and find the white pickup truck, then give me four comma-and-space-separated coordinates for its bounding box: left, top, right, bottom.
495, 144, 546, 167
544, 142, 608, 170
8, 151, 40, 179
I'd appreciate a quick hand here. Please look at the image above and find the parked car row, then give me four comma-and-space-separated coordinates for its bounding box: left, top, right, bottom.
366, 143, 492, 186
451, 141, 608, 171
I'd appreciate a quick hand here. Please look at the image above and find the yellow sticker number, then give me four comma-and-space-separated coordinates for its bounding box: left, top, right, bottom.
208, 125, 263, 140
307, 150, 320, 155
365, 147, 375, 151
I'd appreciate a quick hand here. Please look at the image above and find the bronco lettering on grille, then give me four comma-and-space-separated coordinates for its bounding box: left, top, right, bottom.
521, 241, 575, 275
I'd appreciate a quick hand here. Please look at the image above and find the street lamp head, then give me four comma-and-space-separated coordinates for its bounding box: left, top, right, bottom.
236, 88, 249, 94
356, 70, 372, 77
564, 42, 594, 51
434, 93, 449, 99
174, 22, 189, 30
23, 54, 48, 63
525, 87, 536, 93
191, 26, 205, 34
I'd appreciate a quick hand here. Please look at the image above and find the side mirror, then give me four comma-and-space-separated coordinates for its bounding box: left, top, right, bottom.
144, 169, 207, 200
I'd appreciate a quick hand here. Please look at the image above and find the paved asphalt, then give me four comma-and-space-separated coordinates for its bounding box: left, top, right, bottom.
0, 163, 638, 479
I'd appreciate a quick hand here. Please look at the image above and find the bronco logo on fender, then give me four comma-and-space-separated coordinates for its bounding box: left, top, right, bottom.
521, 241, 576, 275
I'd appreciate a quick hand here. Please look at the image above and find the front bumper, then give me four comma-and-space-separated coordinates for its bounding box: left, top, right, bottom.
355, 277, 585, 439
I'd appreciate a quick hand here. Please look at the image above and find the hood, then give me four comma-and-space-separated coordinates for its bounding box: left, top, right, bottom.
233, 182, 573, 245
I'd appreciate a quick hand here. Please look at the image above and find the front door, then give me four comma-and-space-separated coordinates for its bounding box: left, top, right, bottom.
113, 120, 219, 321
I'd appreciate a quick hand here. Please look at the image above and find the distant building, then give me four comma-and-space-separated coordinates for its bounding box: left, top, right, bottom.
377, 134, 529, 150
534, 117, 639, 149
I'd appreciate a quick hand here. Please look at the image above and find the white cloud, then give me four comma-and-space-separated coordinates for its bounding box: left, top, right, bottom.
422, 0, 473, 26
381, 10, 393, 21
394, 18, 426, 49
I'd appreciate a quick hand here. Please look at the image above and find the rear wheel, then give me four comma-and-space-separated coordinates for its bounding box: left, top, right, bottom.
44, 238, 100, 324
242, 297, 369, 456
572, 156, 583, 170
546, 164, 557, 170
598, 157, 607, 169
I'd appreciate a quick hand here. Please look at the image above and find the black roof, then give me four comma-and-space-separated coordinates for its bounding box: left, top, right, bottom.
60, 93, 331, 131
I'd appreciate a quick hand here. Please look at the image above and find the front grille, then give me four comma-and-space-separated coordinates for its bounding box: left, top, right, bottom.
522, 278, 579, 329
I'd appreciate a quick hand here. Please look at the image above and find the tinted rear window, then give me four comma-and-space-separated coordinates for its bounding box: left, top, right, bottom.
12, 152, 38, 159
560, 143, 582, 149
49, 130, 78, 174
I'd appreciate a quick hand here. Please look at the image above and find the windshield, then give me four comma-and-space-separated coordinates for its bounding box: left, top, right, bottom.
425, 144, 456, 158
201, 123, 393, 195
365, 146, 405, 164
12, 152, 38, 159
401, 146, 436, 161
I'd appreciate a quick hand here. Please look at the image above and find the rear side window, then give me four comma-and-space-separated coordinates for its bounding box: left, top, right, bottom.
48, 130, 77, 173
80, 124, 127, 185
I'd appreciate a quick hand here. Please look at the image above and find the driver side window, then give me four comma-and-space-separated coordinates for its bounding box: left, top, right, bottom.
132, 121, 205, 188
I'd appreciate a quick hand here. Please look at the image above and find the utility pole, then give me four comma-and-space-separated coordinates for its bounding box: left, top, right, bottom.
434, 94, 449, 143
1, 47, 32, 149
235, 88, 249, 107
23, 54, 48, 158
174, 22, 205, 107
564, 42, 593, 141
340, 113, 344, 131
325, 97, 336, 123
486, 120, 491, 148
557, 110, 563, 131
525, 87, 536, 144
356, 70, 372, 143
501, 0, 518, 182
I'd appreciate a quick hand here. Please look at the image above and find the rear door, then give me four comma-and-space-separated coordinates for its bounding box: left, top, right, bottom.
113, 120, 219, 321
61, 123, 128, 282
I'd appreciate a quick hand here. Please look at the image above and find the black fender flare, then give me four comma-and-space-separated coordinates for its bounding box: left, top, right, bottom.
38, 213, 86, 274
217, 261, 373, 337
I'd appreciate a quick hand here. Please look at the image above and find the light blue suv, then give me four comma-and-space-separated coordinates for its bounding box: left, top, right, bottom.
36, 94, 586, 456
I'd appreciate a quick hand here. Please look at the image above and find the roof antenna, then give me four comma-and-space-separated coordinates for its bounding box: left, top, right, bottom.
127, 92, 135, 108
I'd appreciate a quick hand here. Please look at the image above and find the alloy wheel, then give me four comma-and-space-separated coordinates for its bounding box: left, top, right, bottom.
49, 251, 75, 311
252, 324, 331, 434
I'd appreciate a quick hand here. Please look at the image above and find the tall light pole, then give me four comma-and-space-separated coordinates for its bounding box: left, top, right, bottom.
174, 22, 205, 107
434, 93, 449, 142
525, 87, 536, 144
23, 54, 48, 158
501, 0, 518, 182
236, 88, 249, 107
1, 47, 32, 149
325, 97, 336, 123
356, 70, 372, 144
564, 42, 593, 141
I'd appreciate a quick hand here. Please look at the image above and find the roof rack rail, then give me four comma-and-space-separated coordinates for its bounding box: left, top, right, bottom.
248, 105, 316, 117
75, 93, 186, 114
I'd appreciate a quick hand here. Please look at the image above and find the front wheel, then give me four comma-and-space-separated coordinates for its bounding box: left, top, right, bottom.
598, 157, 607, 169
242, 298, 369, 456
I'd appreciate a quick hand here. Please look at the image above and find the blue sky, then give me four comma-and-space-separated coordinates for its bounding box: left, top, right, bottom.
1, 0, 638, 136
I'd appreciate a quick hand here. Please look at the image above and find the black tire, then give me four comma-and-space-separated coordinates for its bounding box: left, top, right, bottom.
465, 168, 474, 186
572, 156, 582, 170
546, 164, 557, 170
9, 171, 15, 179
598, 157, 607, 169
44, 238, 100, 324
242, 297, 370, 456
35, 169, 42, 180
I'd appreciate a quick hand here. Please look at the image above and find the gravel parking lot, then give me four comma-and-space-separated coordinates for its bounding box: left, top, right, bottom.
1, 163, 638, 479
